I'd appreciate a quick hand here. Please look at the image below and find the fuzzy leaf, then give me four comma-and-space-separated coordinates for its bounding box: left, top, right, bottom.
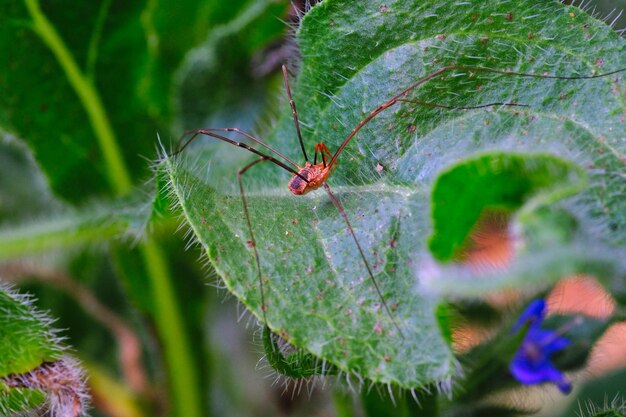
0, 287, 61, 376
168, 0, 626, 388
422, 152, 626, 299
0, 197, 152, 261
263, 326, 336, 378
429, 152, 586, 262
0, 286, 64, 415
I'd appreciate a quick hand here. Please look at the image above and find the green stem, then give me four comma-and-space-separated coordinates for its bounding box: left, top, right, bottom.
23, 0, 132, 196
0, 214, 130, 261
22, 2, 203, 417
141, 240, 202, 417
333, 390, 356, 417
0, 208, 180, 262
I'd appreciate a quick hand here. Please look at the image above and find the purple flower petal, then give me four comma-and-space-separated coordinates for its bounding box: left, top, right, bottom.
513, 299, 546, 332
527, 327, 571, 354
510, 352, 571, 392
509, 299, 572, 394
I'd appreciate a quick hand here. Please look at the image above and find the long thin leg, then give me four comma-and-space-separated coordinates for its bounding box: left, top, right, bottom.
395, 99, 528, 110
172, 131, 311, 325
177, 127, 300, 170
172, 129, 308, 183
327, 64, 626, 169
238, 157, 272, 325
322, 183, 405, 339
282, 65, 309, 163
313, 143, 333, 168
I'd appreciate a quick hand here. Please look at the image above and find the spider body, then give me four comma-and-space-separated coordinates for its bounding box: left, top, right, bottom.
288, 143, 335, 195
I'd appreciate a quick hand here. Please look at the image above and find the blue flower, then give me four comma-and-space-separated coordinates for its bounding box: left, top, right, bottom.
509, 299, 572, 394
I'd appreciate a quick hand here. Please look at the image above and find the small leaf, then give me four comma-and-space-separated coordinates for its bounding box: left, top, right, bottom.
422, 202, 626, 299
429, 152, 586, 262
263, 326, 336, 378
0, 134, 61, 222
0, 285, 67, 415
0, 286, 62, 376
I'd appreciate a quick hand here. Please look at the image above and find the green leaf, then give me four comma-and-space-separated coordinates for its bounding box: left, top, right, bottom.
292, 0, 626, 244
173, 0, 289, 130
429, 152, 586, 262
0, 134, 61, 222
558, 369, 626, 417
0, 0, 287, 201
0, 388, 45, 417
423, 202, 626, 300
422, 152, 626, 300
0, 286, 61, 376
263, 326, 337, 378
166, 160, 451, 387
0, 196, 152, 261
168, 0, 626, 388
0, 286, 63, 415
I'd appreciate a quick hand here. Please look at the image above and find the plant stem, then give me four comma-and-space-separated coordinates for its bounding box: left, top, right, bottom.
141, 239, 202, 417
23, 0, 132, 196
22, 2, 203, 416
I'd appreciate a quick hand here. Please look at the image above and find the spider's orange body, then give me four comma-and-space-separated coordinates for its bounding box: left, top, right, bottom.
288, 143, 335, 195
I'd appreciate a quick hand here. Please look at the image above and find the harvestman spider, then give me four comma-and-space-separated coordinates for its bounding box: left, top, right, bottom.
175, 63, 626, 338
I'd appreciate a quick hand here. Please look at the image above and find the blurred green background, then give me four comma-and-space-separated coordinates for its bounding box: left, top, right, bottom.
1, 1, 625, 416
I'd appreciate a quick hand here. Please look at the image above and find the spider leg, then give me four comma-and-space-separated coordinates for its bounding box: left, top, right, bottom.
322, 183, 405, 339
238, 157, 274, 325
173, 129, 306, 182
395, 99, 528, 110
328, 64, 626, 169
282, 65, 309, 163
179, 127, 300, 169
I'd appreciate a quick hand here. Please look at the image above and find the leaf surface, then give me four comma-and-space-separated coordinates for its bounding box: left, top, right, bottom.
0, 286, 64, 415
168, 0, 626, 387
